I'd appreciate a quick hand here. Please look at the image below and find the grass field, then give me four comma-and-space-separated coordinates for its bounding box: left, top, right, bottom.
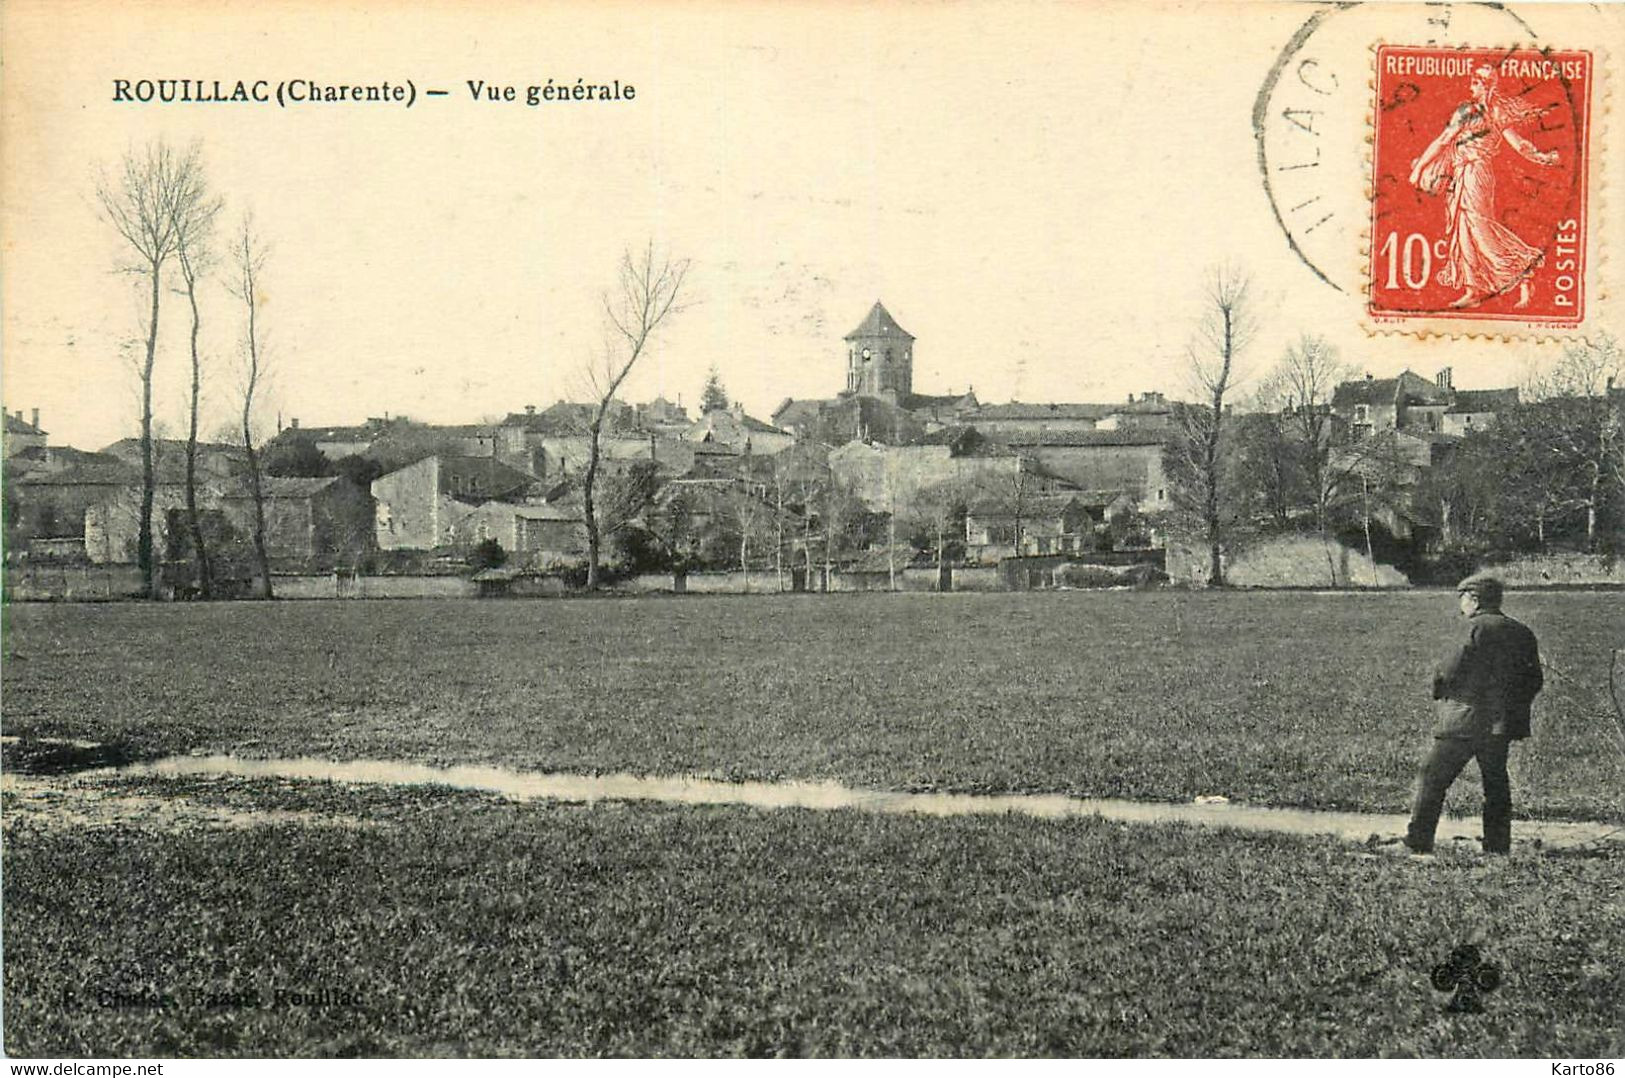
4, 778, 1622, 1058
4, 591, 1622, 817
4, 591, 1623, 1057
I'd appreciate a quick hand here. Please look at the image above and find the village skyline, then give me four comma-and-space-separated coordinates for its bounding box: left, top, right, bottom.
5, 3, 1615, 454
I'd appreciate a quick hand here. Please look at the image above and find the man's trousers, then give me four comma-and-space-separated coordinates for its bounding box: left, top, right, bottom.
1405, 734, 1513, 854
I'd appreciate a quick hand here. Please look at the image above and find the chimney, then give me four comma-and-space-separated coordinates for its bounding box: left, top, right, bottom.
525, 404, 536, 415
31, 408, 40, 429
290, 417, 300, 429
1435, 367, 1453, 390
1365, 373, 1374, 382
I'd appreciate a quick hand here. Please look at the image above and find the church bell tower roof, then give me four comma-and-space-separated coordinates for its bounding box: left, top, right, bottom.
844, 301, 914, 342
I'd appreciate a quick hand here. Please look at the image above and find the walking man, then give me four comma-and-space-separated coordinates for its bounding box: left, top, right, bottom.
1405, 574, 1543, 855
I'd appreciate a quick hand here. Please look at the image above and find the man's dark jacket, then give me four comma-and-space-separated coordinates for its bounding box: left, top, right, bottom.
1432, 610, 1543, 739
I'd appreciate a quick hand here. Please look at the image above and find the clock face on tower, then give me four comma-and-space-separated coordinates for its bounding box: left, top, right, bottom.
862, 349, 872, 360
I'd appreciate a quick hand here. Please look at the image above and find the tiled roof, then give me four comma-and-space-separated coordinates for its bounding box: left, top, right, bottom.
902, 391, 977, 412
844, 302, 914, 341
1331, 379, 1398, 408
991, 429, 1170, 447
966, 402, 1113, 421
1447, 388, 1519, 413
771, 398, 825, 425
694, 409, 787, 436
16, 457, 140, 485
102, 437, 243, 456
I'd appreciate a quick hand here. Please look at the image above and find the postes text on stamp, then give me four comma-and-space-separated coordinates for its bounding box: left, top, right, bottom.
1369, 46, 1591, 327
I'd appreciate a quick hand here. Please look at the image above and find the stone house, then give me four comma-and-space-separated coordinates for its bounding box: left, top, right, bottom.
958, 402, 1112, 439
371, 455, 534, 550
3, 409, 46, 458
8, 454, 137, 548
1331, 368, 1518, 439
686, 405, 795, 456
828, 439, 1047, 514
79, 474, 374, 570
964, 491, 1124, 558
990, 430, 1172, 514
1443, 388, 1520, 436
451, 499, 587, 567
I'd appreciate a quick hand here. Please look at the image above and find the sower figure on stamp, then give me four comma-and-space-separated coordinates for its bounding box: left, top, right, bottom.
1408, 64, 1560, 310
1405, 574, 1543, 856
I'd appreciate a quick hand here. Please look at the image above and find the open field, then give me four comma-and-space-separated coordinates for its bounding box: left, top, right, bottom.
4, 777, 1622, 1058
4, 591, 1623, 817
4, 591, 1623, 1056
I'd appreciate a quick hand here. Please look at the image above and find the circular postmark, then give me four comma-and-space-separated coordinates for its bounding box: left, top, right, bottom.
1253, 2, 1559, 302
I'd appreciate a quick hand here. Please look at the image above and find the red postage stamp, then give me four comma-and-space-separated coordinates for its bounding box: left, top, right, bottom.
1369, 46, 1592, 326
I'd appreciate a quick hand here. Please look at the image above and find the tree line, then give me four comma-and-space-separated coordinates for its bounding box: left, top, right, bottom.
1160, 266, 1623, 584
98, 139, 275, 599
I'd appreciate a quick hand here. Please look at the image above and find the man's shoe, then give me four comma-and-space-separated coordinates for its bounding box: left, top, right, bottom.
1373, 837, 1435, 859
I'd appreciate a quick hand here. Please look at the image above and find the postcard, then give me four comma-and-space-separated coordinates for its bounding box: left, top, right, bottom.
2, 0, 1622, 1064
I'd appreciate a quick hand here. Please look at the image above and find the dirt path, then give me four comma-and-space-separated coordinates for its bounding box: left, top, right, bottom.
10, 752, 1603, 851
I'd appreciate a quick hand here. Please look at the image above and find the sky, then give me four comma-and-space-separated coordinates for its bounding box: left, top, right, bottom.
3, 0, 1621, 452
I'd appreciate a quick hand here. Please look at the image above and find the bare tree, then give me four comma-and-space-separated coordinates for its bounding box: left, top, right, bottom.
97, 140, 206, 597
1526, 335, 1624, 550
1274, 335, 1355, 535
578, 245, 689, 589
228, 214, 274, 598
902, 478, 971, 583
1245, 332, 1359, 582
1168, 267, 1256, 585
969, 462, 1040, 557
814, 473, 866, 584
170, 160, 223, 598
728, 487, 768, 591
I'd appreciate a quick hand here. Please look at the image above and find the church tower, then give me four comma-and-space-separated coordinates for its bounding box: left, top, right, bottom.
843, 301, 914, 402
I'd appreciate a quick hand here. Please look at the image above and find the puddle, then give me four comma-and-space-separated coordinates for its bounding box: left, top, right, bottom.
83, 754, 1623, 851
1, 773, 372, 831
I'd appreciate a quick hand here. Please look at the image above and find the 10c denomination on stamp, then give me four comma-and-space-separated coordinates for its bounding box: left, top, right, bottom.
1369, 45, 1592, 327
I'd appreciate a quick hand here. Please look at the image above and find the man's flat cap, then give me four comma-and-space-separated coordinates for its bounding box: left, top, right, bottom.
1456, 573, 1504, 605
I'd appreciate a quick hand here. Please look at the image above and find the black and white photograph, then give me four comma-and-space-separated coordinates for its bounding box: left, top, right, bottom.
1, 0, 1622, 1063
